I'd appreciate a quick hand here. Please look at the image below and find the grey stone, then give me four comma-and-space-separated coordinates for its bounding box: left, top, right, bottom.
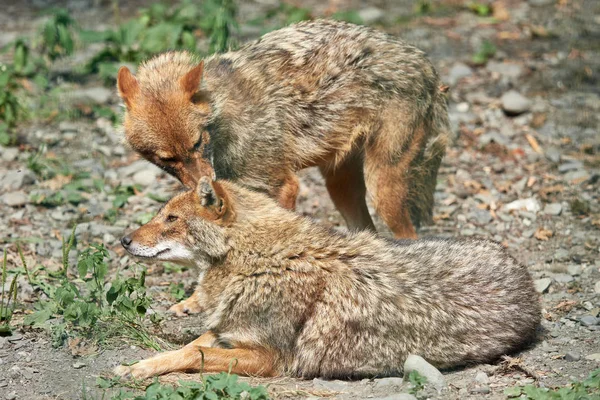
358, 7, 385, 24
2, 191, 28, 207
504, 197, 541, 213
501, 90, 531, 115
595, 281, 600, 294
403, 354, 446, 390
89, 223, 124, 237
5, 391, 17, 400
479, 131, 509, 147
567, 265, 582, 276
474, 371, 489, 385
554, 248, 570, 261
534, 278, 552, 293
58, 121, 78, 133
565, 169, 590, 183
471, 386, 491, 394
545, 147, 561, 163
558, 161, 583, 173
585, 353, 600, 361
1, 147, 19, 162
69, 87, 112, 105
565, 352, 581, 362
0, 169, 35, 192
133, 169, 160, 186
552, 273, 573, 283
72, 362, 86, 369
544, 203, 562, 216
529, 0, 554, 5
580, 316, 599, 326
447, 63, 473, 85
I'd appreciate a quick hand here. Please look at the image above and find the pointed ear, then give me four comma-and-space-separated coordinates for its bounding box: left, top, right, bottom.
180, 61, 204, 96
197, 176, 228, 217
117, 66, 139, 109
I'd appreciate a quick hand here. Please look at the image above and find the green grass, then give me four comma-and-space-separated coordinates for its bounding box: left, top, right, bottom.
505, 368, 600, 399
0, 249, 19, 335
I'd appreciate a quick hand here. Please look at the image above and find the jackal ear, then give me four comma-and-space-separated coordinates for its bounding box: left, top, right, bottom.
180, 61, 204, 96
197, 176, 228, 217
117, 66, 139, 109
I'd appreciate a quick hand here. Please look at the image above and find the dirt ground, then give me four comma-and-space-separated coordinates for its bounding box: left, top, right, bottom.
0, 0, 599, 399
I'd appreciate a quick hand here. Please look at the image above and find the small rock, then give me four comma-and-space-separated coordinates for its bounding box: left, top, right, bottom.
5, 391, 16, 400
1, 147, 19, 162
534, 278, 552, 293
529, 0, 554, 6
474, 371, 489, 385
0, 169, 34, 193
553, 248, 569, 261
73, 362, 86, 369
545, 147, 561, 163
552, 273, 573, 283
403, 355, 446, 391
504, 197, 541, 213
133, 169, 160, 186
565, 352, 581, 362
357, 7, 385, 24
2, 190, 28, 207
595, 281, 600, 294
543, 203, 562, 216
501, 90, 531, 115
565, 169, 590, 183
567, 265, 582, 276
7, 334, 23, 342
58, 121, 78, 133
471, 386, 491, 394
456, 102, 469, 113
580, 316, 599, 326
487, 61, 523, 79
585, 353, 600, 361
558, 161, 583, 173
447, 63, 473, 86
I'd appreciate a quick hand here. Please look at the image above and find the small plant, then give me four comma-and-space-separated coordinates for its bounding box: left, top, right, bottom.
168, 282, 186, 302
0, 250, 19, 335
24, 228, 161, 350
467, 2, 493, 17
40, 8, 76, 60
103, 372, 270, 400
202, 0, 238, 53
407, 370, 428, 395
105, 184, 140, 223
0, 62, 26, 146
505, 368, 600, 399
472, 40, 496, 65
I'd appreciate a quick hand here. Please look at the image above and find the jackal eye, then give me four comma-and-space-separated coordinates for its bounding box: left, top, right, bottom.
166, 215, 179, 222
192, 137, 202, 151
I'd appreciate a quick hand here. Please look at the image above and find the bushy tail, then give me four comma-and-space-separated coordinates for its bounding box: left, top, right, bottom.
407, 90, 450, 228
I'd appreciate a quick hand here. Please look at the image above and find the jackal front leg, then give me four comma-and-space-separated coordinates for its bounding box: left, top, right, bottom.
168, 287, 204, 317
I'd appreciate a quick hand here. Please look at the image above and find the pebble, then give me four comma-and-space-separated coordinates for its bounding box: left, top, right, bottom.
447, 63, 473, 85
595, 281, 600, 294
5, 392, 16, 400
544, 203, 562, 216
552, 273, 573, 283
2, 190, 28, 207
504, 197, 541, 213
0, 169, 35, 192
501, 90, 531, 115
403, 355, 446, 390
545, 147, 561, 163
7, 334, 23, 342
534, 278, 552, 293
471, 386, 491, 394
357, 7, 385, 24
585, 353, 600, 361
73, 362, 86, 369
580, 316, 599, 326
487, 61, 523, 79
564, 352, 581, 362
474, 371, 489, 385
558, 161, 583, 173
1, 147, 19, 162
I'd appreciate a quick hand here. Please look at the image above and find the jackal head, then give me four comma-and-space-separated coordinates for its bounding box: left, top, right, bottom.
117, 53, 213, 188
121, 177, 233, 267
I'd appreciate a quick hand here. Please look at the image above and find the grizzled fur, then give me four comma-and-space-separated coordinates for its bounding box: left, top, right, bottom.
118, 179, 541, 380
118, 19, 450, 239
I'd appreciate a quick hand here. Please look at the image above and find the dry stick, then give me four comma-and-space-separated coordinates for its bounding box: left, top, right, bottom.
500, 355, 541, 380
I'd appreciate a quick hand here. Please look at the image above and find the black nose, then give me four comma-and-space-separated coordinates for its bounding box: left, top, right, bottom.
121, 235, 132, 248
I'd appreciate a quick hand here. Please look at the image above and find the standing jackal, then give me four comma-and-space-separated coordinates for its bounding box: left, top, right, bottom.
117, 19, 449, 240
117, 178, 540, 380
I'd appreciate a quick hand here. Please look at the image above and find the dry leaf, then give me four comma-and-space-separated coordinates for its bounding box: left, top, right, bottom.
553, 300, 577, 312
534, 228, 553, 241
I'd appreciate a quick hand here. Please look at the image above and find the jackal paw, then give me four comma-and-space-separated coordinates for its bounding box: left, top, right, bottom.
114, 362, 154, 380
168, 297, 203, 317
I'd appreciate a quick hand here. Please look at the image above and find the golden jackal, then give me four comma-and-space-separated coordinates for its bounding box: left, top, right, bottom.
116, 178, 540, 380
117, 19, 450, 240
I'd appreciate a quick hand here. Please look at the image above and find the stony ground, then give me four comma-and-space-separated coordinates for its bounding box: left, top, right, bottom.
1, 0, 599, 399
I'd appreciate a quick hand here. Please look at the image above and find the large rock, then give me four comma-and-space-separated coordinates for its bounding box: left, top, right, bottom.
403, 355, 446, 391
0, 169, 35, 193
501, 90, 531, 115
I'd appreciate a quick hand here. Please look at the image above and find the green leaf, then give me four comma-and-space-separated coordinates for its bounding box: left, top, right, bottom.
24, 307, 54, 326
504, 386, 523, 397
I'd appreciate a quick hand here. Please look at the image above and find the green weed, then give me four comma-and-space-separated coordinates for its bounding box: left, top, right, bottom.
407, 370, 428, 395
472, 40, 496, 65
467, 2, 493, 17
40, 8, 76, 60
505, 368, 600, 399
0, 250, 19, 335
102, 372, 269, 399
24, 228, 162, 350
0, 62, 26, 146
